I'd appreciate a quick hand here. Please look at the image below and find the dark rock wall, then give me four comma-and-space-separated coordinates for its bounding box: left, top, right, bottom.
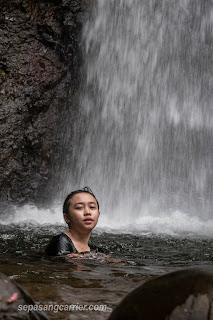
0, 0, 90, 204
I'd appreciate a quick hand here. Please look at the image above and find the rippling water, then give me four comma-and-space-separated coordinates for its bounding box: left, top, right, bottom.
0, 221, 213, 319
1, 224, 213, 267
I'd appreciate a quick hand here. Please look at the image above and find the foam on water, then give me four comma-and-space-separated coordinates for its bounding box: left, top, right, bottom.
2, 205, 213, 238
99, 210, 213, 237
0, 204, 64, 226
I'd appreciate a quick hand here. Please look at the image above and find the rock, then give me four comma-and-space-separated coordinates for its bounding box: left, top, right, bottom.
0, 0, 90, 205
0, 272, 49, 319
108, 266, 213, 320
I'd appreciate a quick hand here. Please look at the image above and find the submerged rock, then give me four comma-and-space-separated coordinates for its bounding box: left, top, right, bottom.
108, 266, 213, 320
0, 272, 49, 319
0, 0, 90, 205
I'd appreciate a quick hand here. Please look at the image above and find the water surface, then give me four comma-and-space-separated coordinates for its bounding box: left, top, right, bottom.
1, 223, 212, 319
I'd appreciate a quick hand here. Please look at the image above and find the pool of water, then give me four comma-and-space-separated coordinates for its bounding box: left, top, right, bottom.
0, 224, 213, 319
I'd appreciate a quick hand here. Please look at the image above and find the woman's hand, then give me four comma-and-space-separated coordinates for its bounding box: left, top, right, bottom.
66, 253, 85, 258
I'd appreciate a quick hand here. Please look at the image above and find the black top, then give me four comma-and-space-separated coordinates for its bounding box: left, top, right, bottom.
45, 233, 103, 256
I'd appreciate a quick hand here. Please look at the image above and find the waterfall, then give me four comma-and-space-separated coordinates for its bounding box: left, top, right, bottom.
60, 0, 213, 227
1, 0, 212, 236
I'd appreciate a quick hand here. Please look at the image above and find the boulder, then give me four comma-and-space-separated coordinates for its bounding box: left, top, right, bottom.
0, 272, 49, 319
108, 266, 213, 320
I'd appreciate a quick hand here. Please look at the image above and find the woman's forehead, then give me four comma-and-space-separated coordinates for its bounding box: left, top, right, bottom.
70, 192, 97, 204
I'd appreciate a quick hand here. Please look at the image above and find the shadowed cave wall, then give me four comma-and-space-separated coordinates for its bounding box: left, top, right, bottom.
0, 0, 91, 205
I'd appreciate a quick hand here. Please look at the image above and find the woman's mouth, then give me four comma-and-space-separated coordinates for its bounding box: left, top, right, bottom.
83, 218, 93, 223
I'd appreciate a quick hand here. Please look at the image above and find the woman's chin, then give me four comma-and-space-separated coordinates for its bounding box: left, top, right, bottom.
78, 224, 95, 233
83, 221, 98, 229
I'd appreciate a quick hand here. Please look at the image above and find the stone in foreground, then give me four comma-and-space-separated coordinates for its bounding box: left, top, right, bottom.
108, 266, 213, 320
0, 272, 49, 320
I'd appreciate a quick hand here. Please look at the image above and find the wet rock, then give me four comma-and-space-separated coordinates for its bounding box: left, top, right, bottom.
0, 272, 49, 319
108, 267, 213, 320
0, 0, 90, 205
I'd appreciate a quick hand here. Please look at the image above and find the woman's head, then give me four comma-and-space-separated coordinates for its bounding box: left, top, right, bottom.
63, 187, 100, 232
63, 186, 99, 215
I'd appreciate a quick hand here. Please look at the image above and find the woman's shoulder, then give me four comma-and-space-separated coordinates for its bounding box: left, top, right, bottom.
47, 233, 71, 245
45, 233, 76, 256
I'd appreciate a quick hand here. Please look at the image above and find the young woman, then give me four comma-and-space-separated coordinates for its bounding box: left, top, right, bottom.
45, 187, 103, 256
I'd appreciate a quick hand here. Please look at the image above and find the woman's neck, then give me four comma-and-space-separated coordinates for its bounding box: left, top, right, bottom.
65, 228, 91, 252
69, 228, 91, 243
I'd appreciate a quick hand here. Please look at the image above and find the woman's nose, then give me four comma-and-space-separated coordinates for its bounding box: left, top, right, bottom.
84, 207, 91, 215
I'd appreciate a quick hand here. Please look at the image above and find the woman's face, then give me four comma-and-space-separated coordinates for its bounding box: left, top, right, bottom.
64, 192, 99, 233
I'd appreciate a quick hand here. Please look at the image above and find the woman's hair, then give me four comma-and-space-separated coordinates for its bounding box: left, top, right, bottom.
63, 186, 100, 215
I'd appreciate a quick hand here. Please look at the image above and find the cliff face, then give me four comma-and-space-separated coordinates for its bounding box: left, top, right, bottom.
0, 0, 90, 204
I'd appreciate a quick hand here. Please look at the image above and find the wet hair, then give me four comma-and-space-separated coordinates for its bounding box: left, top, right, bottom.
63, 186, 100, 216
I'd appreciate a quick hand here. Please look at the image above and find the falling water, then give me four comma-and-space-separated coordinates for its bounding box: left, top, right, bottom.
60, 0, 213, 228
